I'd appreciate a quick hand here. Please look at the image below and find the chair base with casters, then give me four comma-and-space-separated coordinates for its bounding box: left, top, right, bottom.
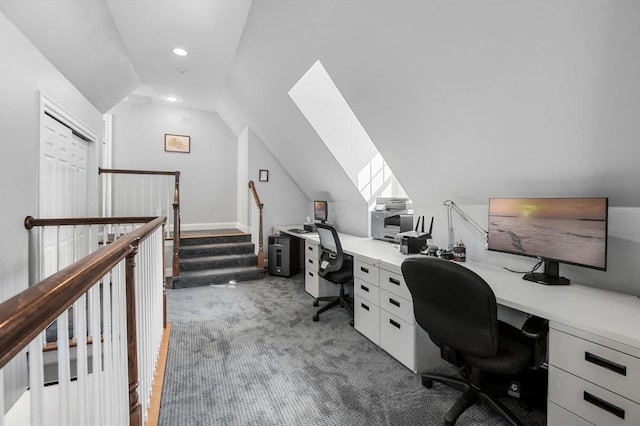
312, 283, 353, 324
419, 317, 549, 426
421, 368, 523, 426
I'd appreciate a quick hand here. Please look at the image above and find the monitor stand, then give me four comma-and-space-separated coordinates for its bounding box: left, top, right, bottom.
523, 260, 570, 286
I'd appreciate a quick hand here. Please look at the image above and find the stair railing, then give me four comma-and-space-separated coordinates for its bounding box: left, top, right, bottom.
248, 180, 265, 269
0, 216, 166, 426
99, 168, 181, 278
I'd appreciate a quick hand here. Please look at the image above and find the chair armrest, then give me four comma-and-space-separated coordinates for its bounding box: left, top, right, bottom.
521, 316, 549, 368
521, 316, 548, 339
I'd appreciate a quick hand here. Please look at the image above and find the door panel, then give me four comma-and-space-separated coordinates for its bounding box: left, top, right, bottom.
40, 115, 89, 278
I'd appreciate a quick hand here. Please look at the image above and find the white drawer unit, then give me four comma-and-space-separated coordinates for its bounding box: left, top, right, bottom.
380, 309, 417, 371
304, 240, 339, 299
548, 327, 640, 426
550, 329, 640, 403
379, 268, 412, 301
549, 366, 640, 426
354, 258, 379, 285
379, 288, 414, 325
354, 294, 380, 345
355, 278, 379, 305
547, 402, 594, 426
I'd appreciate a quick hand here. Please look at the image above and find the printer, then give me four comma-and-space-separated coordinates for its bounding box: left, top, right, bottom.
371, 197, 413, 243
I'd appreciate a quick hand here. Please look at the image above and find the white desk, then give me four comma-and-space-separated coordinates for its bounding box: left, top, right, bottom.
276, 226, 640, 425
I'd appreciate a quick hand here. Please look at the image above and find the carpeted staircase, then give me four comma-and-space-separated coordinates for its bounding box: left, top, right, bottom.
172, 232, 265, 289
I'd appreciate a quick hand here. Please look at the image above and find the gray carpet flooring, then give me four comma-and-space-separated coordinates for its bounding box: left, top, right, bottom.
159, 274, 546, 426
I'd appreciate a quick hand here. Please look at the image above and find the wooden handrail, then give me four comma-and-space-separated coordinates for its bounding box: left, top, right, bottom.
98, 167, 178, 177
24, 216, 157, 229
248, 180, 265, 269
1, 216, 165, 370
99, 167, 181, 278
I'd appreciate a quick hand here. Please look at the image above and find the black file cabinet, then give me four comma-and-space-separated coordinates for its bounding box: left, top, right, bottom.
268, 235, 300, 277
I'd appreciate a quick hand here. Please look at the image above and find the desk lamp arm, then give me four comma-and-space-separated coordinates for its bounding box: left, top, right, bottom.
443, 200, 488, 250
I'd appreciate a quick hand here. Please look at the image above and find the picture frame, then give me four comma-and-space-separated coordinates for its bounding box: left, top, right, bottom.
164, 134, 190, 153
259, 169, 269, 182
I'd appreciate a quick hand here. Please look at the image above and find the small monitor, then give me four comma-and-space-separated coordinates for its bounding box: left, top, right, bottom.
314, 200, 328, 223
488, 197, 608, 285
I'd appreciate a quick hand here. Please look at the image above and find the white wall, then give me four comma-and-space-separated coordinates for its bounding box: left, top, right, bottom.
0, 10, 103, 412
225, 0, 640, 295
247, 128, 308, 241
109, 101, 238, 229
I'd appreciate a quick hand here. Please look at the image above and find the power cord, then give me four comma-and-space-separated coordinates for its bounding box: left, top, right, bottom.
503, 259, 543, 275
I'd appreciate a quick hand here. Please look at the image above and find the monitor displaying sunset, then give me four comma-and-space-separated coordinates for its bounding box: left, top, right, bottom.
487, 198, 607, 270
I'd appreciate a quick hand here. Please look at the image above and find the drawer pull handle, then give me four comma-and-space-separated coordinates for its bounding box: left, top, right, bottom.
389, 319, 401, 329
389, 277, 400, 286
583, 392, 625, 419
308, 272, 314, 277
360, 266, 369, 273
389, 298, 400, 307
585, 352, 627, 376
308, 259, 313, 264
361, 303, 369, 311
360, 285, 369, 292
308, 246, 313, 251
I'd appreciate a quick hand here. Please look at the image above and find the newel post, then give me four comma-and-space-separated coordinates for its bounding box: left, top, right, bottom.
172, 171, 181, 278
126, 238, 142, 426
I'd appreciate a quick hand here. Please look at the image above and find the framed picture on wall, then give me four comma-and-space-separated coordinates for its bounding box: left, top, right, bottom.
259, 169, 269, 182
164, 134, 190, 153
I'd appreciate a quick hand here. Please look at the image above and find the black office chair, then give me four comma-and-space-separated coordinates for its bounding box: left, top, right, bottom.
401, 257, 547, 426
312, 223, 354, 324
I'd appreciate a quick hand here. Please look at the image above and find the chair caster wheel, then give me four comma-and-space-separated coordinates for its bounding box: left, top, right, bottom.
350, 320, 354, 327
313, 300, 319, 307
422, 378, 433, 389
312, 314, 319, 322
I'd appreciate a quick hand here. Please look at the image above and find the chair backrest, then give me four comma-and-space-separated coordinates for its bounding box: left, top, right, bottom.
315, 223, 344, 276
401, 257, 499, 358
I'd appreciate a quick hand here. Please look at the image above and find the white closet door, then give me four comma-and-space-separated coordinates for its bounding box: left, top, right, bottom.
40, 114, 89, 278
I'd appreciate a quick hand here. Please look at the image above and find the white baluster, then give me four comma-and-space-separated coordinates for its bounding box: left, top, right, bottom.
74, 294, 88, 425
57, 310, 71, 425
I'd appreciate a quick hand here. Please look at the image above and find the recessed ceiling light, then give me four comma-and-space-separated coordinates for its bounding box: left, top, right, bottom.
172, 48, 188, 56
165, 96, 179, 102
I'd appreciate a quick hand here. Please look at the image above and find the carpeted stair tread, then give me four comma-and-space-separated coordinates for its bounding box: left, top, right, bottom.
180, 233, 251, 246
179, 241, 255, 257
179, 253, 257, 271
173, 266, 265, 288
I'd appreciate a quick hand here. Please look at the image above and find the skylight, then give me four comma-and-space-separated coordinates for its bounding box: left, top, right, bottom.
288, 60, 406, 207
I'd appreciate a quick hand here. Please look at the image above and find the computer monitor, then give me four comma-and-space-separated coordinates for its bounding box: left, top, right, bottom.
487, 197, 608, 285
314, 200, 328, 223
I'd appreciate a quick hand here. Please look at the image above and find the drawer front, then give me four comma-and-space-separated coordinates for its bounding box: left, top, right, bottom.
305, 240, 319, 259
549, 366, 640, 426
379, 288, 414, 325
379, 268, 412, 301
354, 259, 379, 285
550, 329, 640, 403
305, 253, 317, 272
547, 402, 594, 426
355, 278, 379, 306
305, 269, 320, 297
354, 295, 380, 345
380, 310, 416, 372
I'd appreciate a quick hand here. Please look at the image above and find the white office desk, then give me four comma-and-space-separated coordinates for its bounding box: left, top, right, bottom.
277, 225, 640, 425
278, 226, 640, 350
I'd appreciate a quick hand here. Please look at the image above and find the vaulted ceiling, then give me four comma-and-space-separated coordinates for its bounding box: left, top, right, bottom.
1, 0, 638, 210
0, 0, 251, 113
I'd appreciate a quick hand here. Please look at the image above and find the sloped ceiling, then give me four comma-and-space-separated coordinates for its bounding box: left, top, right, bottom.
0, 0, 251, 113
225, 0, 640, 208
0, 0, 138, 112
